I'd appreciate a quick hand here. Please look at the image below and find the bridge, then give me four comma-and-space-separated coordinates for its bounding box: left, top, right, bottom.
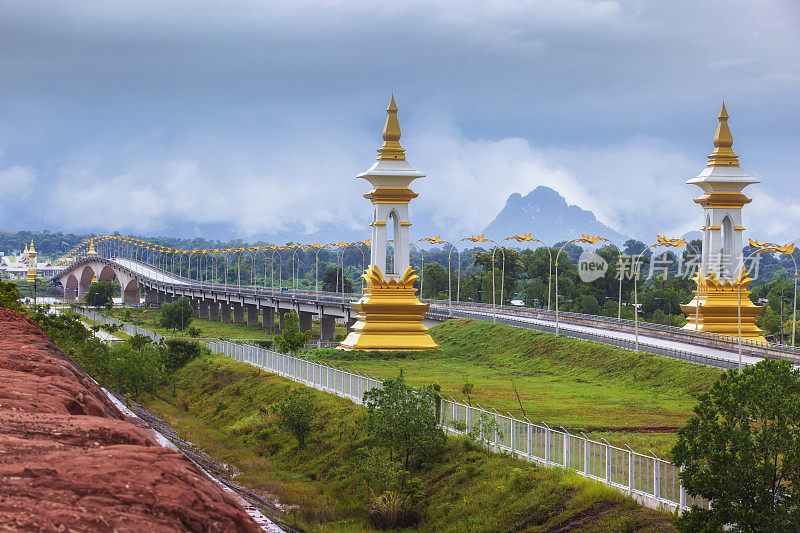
51, 254, 800, 369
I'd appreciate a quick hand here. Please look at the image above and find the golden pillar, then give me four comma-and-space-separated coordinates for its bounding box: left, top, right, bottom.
339, 97, 438, 350
680, 104, 765, 341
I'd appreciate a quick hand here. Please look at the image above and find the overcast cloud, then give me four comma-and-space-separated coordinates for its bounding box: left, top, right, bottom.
0, 0, 798, 243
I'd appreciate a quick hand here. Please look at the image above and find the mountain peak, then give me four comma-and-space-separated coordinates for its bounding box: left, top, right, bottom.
484, 187, 627, 245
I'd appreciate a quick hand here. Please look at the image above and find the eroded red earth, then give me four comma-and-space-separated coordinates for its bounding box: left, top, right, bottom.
0, 308, 261, 532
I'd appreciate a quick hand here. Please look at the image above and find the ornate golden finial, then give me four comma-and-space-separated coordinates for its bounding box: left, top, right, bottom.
377, 95, 406, 161
707, 102, 740, 167
29, 239, 35, 252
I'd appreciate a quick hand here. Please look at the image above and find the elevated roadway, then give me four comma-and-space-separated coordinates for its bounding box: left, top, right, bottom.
52, 257, 800, 370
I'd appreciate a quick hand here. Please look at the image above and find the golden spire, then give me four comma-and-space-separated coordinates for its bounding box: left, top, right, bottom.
376, 95, 406, 161
29, 239, 35, 253
707, 102, 740, 167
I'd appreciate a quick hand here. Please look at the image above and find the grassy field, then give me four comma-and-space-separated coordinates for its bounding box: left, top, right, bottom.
146, 355, 676, 532
303, 319, 720, 458
101, 307, 346, 340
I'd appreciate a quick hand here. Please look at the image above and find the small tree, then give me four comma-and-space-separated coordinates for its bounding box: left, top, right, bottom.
84, 281, 114, 308
159, 297, 193, 332
271, 387, 318, 447
363, 375, 447, 470
673, 359, 800, 532
275, 310, 312, 355
460, 381, 475, 406
0, 279, 23, 310
468, 413, 504, 457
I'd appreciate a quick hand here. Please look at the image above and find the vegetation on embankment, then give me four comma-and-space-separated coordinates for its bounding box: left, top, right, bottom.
147, 354, 676, 532
304, 319, 721, 457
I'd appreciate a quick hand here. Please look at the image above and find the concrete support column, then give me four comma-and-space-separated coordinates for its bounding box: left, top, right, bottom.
122, 287, 140, 305
157, 291, 166, 304
232, 303, 244, 323
63, 286, 77, 302
163, 294, 174, 304
209, 301, 220, 322
299, 311, 313, 333
191, 299, 199, 317
198, 300, 209, 319
346, 317, 357, 331
320, 315, 336, 341
263, 306, 275, 330
77, 283, 91, 301
246, 305, 259, 326
278, 309, 286, 330
145, 289, 159, 304
220, 303, 231, 323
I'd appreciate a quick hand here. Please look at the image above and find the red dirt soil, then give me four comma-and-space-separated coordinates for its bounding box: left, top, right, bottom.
0, 308, 262, 532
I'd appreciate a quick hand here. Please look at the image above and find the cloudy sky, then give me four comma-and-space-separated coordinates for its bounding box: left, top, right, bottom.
1, 0, 798, 244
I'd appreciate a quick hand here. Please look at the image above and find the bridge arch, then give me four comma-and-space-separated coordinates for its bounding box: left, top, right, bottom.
64, 274, 78, 301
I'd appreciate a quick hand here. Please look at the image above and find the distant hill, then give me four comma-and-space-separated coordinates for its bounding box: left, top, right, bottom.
483, 186, 628, 245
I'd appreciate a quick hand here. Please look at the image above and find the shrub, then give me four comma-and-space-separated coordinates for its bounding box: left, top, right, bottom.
254, 339, 273, 349
366, 490, 420, 530
186, 326, 202, 338
163, 338, 203, 372
129, 333, 152, 349
270, 387, 318, 447
0, 279, 23, 311
108, 343, 163, 397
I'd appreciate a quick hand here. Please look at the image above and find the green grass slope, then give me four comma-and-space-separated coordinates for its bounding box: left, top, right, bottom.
149, 355, 676, 532
304, 319, 720, 457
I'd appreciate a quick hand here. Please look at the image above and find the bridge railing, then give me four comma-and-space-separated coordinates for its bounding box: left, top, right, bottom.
209, 338, 706, 514
426, 308, 749, 370
55, 256, 800, 363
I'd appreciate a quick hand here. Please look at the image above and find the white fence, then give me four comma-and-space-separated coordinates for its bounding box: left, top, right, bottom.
67, 306, 707, 513
73, 307, 165, 343
208, 338, 707, 514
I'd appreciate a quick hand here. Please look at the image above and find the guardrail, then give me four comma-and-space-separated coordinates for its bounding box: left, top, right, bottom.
56, 256, 798, 366
211, 338, 707, 514
427, 308, 750, 370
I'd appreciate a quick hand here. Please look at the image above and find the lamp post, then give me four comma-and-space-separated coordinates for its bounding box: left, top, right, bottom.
462, 235, 497, 321
555, 235, 601, 336
633, 236, 686, 352
738, 239, 796, 369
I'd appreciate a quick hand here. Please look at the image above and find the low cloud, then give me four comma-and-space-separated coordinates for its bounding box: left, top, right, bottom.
0, 165, 36, 199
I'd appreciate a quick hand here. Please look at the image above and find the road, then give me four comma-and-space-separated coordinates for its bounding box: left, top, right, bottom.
457, 307, 764, 366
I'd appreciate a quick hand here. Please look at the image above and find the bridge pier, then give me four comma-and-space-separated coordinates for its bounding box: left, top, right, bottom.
346, 317, 357, 332
163, 294, 174, 304
278, 309, 286, 331
122, 286, 140, 305
220, 303, 231, 323
63, 286, 77, 302
145, 289, 159, 305
198, 300, 209, 319
299, 311, 313, 333
246, 305, 259, 326
262, 307, 275, 331
209, 301, 220, 322
77, 283, 91, 302
232, 303, 244, 323
320, 315, 335, 341
190, 299, 199, 317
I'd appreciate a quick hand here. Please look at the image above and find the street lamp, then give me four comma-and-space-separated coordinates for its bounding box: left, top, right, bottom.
633, 236, 686, 352
555, 235, 601, 336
